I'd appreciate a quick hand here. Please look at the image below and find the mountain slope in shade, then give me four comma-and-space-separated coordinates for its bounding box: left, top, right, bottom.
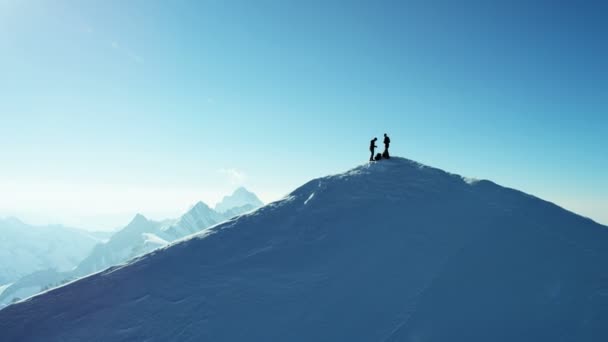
1, 158, 607, 342
214, 187, 264, 213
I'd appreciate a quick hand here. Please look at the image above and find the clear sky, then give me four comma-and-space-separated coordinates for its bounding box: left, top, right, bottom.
1, 0, 606, 230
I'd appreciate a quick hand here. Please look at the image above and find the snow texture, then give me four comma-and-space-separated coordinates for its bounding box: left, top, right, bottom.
1, 158, 607, 342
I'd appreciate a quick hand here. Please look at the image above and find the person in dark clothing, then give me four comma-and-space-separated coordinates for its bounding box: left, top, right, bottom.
369, 137, 378, 161
382, 133, 391, 159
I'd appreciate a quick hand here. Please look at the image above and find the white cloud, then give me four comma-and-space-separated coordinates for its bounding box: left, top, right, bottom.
218, 168, 247, 185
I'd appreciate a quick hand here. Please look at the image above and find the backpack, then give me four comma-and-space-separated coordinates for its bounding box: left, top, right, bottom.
374, 153, 382, 161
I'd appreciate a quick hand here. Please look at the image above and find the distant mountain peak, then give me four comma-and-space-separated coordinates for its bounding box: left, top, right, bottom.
214, 187, 264, 213
127, 214, 148, 226
191, 201, 212, 212
233, 186, 250, 194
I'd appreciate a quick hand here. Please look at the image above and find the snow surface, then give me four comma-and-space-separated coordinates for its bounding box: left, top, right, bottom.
1, 157, 607, 341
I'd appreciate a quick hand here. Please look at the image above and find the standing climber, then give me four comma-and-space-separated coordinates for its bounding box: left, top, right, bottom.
369, 137, 378, 161
382, 133, 391, 159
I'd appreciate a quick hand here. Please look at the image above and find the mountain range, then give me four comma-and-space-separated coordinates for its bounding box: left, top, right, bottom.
0, 187, 263, 307
0, 218, 102, 285
1, 158, 606, 341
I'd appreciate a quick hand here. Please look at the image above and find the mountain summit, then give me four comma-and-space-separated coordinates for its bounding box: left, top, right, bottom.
1, 158, 607, 341
214, 186, 264, 213
160, 201, 224, 240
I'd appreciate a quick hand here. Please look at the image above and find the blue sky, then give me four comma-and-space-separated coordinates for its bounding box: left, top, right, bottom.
0, 0, 606, 229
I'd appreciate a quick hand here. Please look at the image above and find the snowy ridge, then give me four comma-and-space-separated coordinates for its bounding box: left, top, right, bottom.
160, 202, 224, 239
1, 157, 607, 341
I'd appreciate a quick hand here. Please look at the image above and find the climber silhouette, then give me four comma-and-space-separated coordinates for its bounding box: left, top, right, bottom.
369, 137, 378, 161
382, 133, 391, 159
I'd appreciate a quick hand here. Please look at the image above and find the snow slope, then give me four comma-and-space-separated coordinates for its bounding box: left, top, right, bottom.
1, 158, 607, 342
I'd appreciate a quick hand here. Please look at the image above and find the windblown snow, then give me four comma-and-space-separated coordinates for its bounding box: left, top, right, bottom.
1, 158, 607, 342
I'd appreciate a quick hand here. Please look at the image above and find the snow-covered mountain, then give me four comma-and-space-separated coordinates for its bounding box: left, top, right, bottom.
0, 217, 101, 285
214, 186, 264, 213
0, 215, 173, 308
0, 269, 71, 306
79, 188, 264, 276
73, 214, 175, 277
2, 158, 607, 341
75, 196, 258, 277
160, 201, 225, 240
0, 189, 264, 306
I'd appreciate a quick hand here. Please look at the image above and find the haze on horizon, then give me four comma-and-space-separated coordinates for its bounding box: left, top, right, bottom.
1, 0, 606, 230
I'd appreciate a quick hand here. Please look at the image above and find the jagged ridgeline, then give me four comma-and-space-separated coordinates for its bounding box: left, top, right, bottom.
0, 188, 264, 308
1, 158, 607, 341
